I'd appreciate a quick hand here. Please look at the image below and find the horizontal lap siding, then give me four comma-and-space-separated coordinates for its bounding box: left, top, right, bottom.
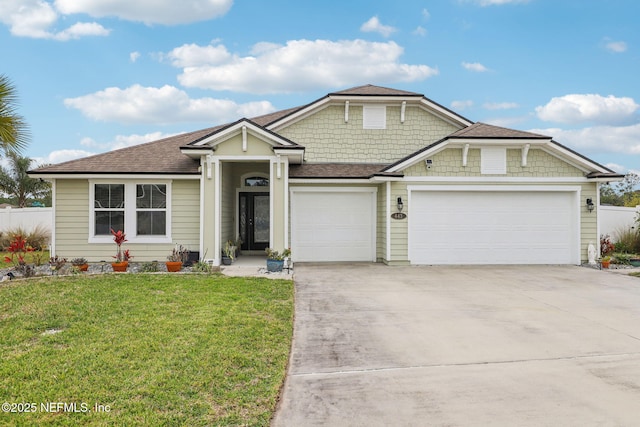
54, 179, 200, 262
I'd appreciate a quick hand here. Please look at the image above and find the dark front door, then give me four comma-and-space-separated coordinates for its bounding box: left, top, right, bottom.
239, 192, 270, 251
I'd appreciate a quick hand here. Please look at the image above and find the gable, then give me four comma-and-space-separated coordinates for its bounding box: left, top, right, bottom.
214, 133, 277, 156
277, 104, 461, 163
402, 148, 585, 177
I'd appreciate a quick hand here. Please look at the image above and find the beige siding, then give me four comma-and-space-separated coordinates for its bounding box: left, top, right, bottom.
388, 181, 409, 265
279, 105, 459, 163
54, 179, 199, 262
214, 134, 275, 156
404, 148, 584, 177
580, 182, 598, 262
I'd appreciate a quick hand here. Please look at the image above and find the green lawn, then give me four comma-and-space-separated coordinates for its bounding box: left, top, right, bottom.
0, 274, 294, 426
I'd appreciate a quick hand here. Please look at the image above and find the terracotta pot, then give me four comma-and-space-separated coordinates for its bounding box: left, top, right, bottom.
165, 261, 182, 272
601, 260, 610, 269
75, 264, 89, 272
111, 261, 128, 272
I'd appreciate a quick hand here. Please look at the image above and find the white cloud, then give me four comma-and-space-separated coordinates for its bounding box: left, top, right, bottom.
34, 149, 96, 166
529, 124, 640, 155
462, 62, 490, 72
422, 8, 431, 19
535, 94, 639, 125
54, 0, 233, 25
413, 26, 427, 37
0, 0, 109, 40
451, 100, 474, 110
483, 102, 519, 110
63, 84, 276, 125
173, 40, 438, 94
360, 16, 397, 38
80, 132, 177, 151
130, 51, 141, 62
604, 163, 627, 173
604, 40, 628, 53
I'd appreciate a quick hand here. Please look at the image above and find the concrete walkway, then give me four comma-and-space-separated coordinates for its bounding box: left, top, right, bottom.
272, 264, 640, 426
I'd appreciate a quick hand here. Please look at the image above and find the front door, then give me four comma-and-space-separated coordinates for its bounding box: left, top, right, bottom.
239, 192, 270, 251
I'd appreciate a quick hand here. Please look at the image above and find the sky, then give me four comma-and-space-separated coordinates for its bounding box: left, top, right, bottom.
1, 0, 639, 176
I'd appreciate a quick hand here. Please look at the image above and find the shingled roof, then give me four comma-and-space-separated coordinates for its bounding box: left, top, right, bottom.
449, 122, 550, 139
329, 84, 423, 97
289, 163, 391, 179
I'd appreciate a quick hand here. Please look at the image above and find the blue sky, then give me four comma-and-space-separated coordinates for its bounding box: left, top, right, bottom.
1, 0, 639, 175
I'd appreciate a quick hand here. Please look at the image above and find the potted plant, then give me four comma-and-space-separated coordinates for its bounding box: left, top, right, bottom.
166, 244, 189, 272
71, 257, 89, 272
265, 248, 291, 272
110, 229, 131, 272
601, 256, 611, 269
49, 255, 67, 274
222, 240, 235, 265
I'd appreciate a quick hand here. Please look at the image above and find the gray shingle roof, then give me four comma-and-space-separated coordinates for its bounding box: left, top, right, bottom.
289, 163, 390, 178
329, 84, 423, 97
449, 122, 550, 139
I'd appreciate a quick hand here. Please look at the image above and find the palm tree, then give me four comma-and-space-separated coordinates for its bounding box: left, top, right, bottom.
0, 154, 50, 207
0, 74, 29, 155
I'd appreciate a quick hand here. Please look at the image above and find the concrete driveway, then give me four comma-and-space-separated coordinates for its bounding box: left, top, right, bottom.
272, 264, 640, 427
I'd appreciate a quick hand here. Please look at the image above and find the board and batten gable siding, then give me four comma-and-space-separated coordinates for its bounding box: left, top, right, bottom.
54, 179, 200, 262
278, 105, 460, 163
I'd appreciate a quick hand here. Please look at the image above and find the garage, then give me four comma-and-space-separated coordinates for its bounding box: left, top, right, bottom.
290, 188, 376, 262
408, 186, 580, 265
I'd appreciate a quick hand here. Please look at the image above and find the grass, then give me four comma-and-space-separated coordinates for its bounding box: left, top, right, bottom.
0, 273, 294, 426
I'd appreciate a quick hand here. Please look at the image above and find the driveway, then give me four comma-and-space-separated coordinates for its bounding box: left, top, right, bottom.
272, 264, 640, 427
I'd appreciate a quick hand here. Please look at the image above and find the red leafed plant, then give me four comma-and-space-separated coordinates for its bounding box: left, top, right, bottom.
110, 229, 131, 263
4, 234, 36, 277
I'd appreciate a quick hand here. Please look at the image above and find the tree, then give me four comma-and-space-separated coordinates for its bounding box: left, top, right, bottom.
600, 173, 640, 207
0, 154, 50, 207
0, 74, 29, 156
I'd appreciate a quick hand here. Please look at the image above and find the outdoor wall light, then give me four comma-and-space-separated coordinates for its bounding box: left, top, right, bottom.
397, 197, 404, 212
586, 198, 594, 213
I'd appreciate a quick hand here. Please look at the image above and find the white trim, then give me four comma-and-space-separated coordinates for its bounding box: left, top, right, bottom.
193, 119, 296, 147
88, 179, 173, 244
289, 178, 373, 184
402, 176, 591, 183
239, 172, 270, 188
543, 142, 612, 174
344, 101, 349, 123
400, 101, 406, 123
284, 158, 290, 249
269, 159, 275, 248
214, 158, 221, 265
242, 125, 247, 152
199, 160, 205, 260
30, 174, 198, 180
289, 186, 379, 193
213, 155, 277, 161
462, 143, 469, 167
407, 185, 581, 265
386, 181, 391, 262
522, 144, 530, 167
596, 182, 601, 257
50, 179, 56, 256
267, 97, 332, 131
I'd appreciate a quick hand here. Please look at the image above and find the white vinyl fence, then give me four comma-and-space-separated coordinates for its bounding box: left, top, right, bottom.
600, 205, 640, 241
0, 207, 53, 233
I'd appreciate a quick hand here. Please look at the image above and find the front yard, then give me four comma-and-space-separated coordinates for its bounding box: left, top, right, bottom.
0, 274, 294, 426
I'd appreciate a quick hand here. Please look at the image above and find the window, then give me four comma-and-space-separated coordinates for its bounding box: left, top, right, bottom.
244, 177, 269, 187
94, 184, 124, 235
481, 148, 507, 174
363, 105, 386, 129
90, 181, 172, 243
136, 184, 167, 235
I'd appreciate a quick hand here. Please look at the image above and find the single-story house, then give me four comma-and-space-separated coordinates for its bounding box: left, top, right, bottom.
30, 85, 623, 265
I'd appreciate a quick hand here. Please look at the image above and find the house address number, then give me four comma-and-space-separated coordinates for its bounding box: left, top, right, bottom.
390, 213, 407, 220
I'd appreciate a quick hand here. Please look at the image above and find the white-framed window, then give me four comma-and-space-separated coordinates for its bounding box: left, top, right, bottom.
89, 180, 172, 244
363, 105, 386, 129
481, 147, 507, 174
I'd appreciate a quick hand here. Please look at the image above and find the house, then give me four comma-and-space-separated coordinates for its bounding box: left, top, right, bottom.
30, 85, 623, 265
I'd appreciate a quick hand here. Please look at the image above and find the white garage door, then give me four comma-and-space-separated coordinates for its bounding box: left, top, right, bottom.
291, 189, 376, 262
409, 188, 579, 265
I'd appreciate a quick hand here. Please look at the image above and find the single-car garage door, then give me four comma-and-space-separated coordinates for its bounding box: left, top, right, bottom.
291, 188, 376, 262
409, 187, 579, 265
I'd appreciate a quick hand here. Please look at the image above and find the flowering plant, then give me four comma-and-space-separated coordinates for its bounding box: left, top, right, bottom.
110, 229, 131, 262
3, 234, 36, 277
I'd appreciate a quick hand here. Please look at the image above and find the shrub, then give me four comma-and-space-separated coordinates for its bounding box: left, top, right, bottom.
0, 225, 51, 251
613, 227, 640, 253
600, 234, 615, 256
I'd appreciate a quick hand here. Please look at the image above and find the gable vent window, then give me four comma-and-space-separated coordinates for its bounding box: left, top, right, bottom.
481, 147, 507, 174
363, 105, 386, 129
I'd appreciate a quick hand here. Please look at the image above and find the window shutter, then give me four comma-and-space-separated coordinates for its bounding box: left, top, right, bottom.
481, 147, 507, 174
363, 105, 386, 129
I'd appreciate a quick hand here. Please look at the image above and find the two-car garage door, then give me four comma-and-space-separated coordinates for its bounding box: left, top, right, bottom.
408, 187, 580, 265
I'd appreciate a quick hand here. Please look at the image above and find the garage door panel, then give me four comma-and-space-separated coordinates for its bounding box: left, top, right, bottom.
292, 190, 375, 262
409, 190, 577, 265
